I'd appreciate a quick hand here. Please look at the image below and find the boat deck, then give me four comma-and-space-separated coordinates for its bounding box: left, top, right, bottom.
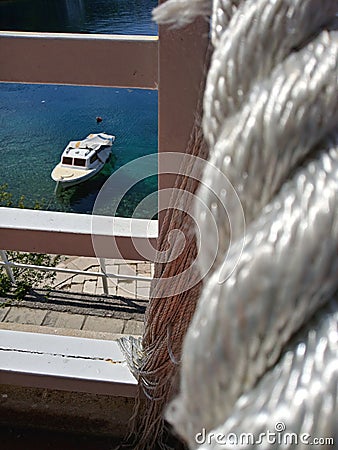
52, 164, 94, 181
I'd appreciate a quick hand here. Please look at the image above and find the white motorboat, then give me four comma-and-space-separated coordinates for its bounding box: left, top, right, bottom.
51, 133, 115, 188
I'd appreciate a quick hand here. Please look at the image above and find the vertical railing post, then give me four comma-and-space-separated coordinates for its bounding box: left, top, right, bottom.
0, 250, 16, 284
157, 8, 209, 225
98, 258, 109, 295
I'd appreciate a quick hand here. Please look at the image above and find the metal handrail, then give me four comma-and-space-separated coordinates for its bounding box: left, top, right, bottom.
0, 252, 152, 296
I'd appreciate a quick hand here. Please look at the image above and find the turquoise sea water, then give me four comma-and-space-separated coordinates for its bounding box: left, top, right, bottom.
0, 0, 158, 218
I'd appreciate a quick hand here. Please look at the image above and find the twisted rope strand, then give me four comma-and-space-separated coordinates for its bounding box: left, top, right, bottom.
152, 0, 212, 28
204, 0, 337, 147
197, 30, 338, 277
157, 0, 338, 447
167, 135, 338, 444
195, 295, 338, 449
211, 0, 242, 46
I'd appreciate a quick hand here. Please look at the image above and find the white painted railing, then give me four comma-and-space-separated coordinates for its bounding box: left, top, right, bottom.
0, 30, 157, 396
0, 30, 158, 260
0, 208, 158, 259
0, 15, 209, 399
0, 329, 138, 396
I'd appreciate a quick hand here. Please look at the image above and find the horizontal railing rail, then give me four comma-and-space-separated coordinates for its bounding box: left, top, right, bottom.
0, 329, 138, 397
0, 31, 158, 89
0, 208, 158, 259
0, 260, 152, 282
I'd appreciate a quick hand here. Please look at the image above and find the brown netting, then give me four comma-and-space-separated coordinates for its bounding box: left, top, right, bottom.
145, 129, 208, 441
119, 79, 209, 449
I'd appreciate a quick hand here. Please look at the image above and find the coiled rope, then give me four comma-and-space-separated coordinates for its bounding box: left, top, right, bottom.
119, 0, 337, 448
157, 0, 337, 448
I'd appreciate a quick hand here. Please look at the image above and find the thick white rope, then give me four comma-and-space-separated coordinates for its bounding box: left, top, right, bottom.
167, 134, 338, 446
152, 0, 211, 28
204, 0, 337, 147
198, 30, 338, 277
154, 0, 338, 448
195, 294, 338, 449
211, 0, 242, 46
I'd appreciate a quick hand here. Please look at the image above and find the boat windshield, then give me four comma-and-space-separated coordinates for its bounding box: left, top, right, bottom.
62, 156, 72, 165
73, 158, 86, 167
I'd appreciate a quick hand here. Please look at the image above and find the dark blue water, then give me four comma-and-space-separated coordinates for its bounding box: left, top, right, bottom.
0, 0, 158, 35
0, 0, 158, 218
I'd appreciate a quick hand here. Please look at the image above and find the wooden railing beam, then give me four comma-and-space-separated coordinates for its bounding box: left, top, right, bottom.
0, 32, 158, 89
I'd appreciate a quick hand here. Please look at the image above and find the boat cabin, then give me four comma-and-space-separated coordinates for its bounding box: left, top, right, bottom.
60, 134, 114, 170
61, 147, 100, 170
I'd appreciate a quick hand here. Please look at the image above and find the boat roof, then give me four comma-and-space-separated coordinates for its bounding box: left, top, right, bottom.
63, 133, 114, 159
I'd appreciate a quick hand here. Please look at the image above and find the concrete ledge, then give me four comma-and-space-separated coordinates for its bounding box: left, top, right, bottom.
0, 329, 137, 397
0, 321, 128, 341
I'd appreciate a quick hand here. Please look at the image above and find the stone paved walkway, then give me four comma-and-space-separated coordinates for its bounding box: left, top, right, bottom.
53, 256, 154, 299
0, 257, 154, 338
